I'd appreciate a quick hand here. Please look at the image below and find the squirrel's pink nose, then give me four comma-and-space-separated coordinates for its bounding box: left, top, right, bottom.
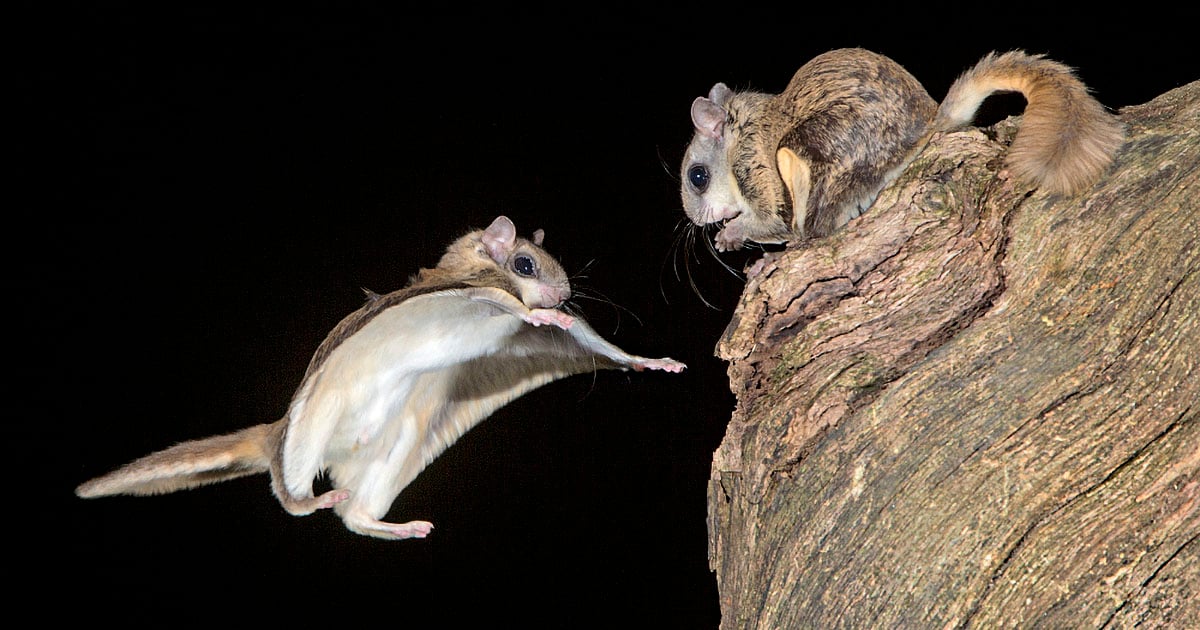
542, 285, 570, 306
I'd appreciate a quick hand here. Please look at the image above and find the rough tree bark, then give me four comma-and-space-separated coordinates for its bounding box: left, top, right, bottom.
707, 81, 1198, 628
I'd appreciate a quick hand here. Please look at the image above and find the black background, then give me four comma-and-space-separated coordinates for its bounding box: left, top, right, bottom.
19, 4, 1193, 626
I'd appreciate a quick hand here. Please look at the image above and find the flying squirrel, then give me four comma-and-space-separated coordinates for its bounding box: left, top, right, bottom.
76, 215, 686, 540
680, 48, 1126, 251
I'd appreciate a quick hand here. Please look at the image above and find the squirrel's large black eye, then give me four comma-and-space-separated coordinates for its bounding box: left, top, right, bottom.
512, 255, 536, 277
687, 164, 710, 193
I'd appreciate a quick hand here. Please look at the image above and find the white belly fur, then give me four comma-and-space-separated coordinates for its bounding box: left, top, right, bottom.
282, 292, 524, 500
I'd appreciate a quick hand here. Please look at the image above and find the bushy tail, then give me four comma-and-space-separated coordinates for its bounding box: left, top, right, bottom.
75, 421, 281, 498
934, 50, 1125, 195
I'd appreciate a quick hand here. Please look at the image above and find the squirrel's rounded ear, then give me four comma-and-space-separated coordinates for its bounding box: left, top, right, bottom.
708, 82, 733, 106
691, 96, 726, 138
532, 229, 545, 246
482, 216, 518, 262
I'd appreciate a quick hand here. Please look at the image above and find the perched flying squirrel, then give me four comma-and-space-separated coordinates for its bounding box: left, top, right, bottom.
680, 48, 1125, 251
76, 215, 685, 540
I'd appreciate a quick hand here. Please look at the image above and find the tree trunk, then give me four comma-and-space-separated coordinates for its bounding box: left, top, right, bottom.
707, 81, 1198, 628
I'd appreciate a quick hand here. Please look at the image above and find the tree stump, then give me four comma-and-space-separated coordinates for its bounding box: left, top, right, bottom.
707, 80, 1198, 628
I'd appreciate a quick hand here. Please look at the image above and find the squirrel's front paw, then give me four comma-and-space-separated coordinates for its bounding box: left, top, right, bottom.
526, 308, 574, 329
